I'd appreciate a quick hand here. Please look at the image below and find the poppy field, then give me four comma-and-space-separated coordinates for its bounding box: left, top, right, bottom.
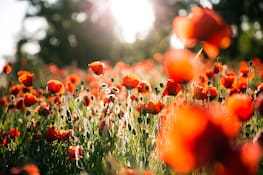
1, 6, 263, 175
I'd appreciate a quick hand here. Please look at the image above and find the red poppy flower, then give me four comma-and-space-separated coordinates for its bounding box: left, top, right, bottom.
164, 49, 195, 84
157, 104, 210, 173
213, 62, 222, 74
154, 52, 164, 63
221, 71, 236, 89
47, 95, 62, 105
57, 129, 72, 141
137, 101, 165, 115
0, 131, 11, 147
227, 94, 253, 122
68, 145, 84, 161
46, 80, 65, 95
173, 6, 232, 59
239, 61, 254, 79
88, 61, 105, 75
18, 70, 34, 87
117, 168, 154, 175
16, 98, 25, 110
122, 74, 140, 90
162, 79, 182, 97
45, 126, 71, 142
67, 73, 80, 85
9, 84, 23, 95
130, 94, 138, 101
2, 64, 12, 74
66, 82, 75, 94
193, 85, 207, 100
10, 164, 40, 175
205, 69, 215, 79
157, 103, 236, 174
137, 80, 152, 94
237, 77, 248, 92
24, 93, 38, 107
45, 126, 58, 142
9, 128, 21, 139
208, 103, 241, 138
207, 86, 218, 100
240, 142, 262, 175
36, 102, 50, 117
0, 96, 8, 106
193, 85, 217, 101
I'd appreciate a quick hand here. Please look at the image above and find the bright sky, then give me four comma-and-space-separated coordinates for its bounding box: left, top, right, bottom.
110, 0, 155, 43
0, 0, 156, 71
0, 0, 28, 70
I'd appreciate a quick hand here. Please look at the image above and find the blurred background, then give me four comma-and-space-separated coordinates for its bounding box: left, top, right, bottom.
1, 0, 263, 69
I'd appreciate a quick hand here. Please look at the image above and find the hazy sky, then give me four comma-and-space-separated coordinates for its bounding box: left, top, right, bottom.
0, 0, 28, 69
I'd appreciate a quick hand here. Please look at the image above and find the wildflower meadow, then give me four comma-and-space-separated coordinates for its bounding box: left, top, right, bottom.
1, 6, 263, 175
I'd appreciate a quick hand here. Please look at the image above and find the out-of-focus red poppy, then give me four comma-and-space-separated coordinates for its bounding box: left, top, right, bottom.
78, 90, 91, 106
164, 49, 196, 84
9, 128, 21, 139
45, 126, 71, 142
36, 102, 50, 117
137, 101, 165, 115
82, 95, 91, 106
237, 77, 248, 92
208, 103, 241, 138
239, 61, 254, 79
130, 94, 138, 101
116, 168, 154, 175
198, 74, 208, 85
18, 71, 34, 87
205, 68, 215, 79
227, 94, 253, 122
240, 142, 262, 175
67, 73, 80, 85
207, 86, 218, 100
122, 74, 140, 90
88, 61, 105, 75
137, 80, 152, 95
46, 80, 65, 95
10, 163, 40, 175
193, 85, 218, 101
173, 6, 232, 59
157, 103, 238, 174
16, 98, 25, 110
46, 63, 65, 77
221, 71, 236, 89
0, 131, 11, 147
2, 63, 12, 74
68, 145, 84, 161
9, 84, 23, 95
65, 82, 75, 94
24, 93, 38, 107
162, 79, 182, 97
57, 129, 72, 141
157, 104, 211, 173
154, 52, 164, 63
193, 85, 207, 100
0, 96, 8, 106
213, 62, 222, 74
47, 95, 62, 105
45, 126, 57, 142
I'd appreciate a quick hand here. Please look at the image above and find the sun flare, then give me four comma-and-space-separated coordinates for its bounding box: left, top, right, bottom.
110, 0, 155, 43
